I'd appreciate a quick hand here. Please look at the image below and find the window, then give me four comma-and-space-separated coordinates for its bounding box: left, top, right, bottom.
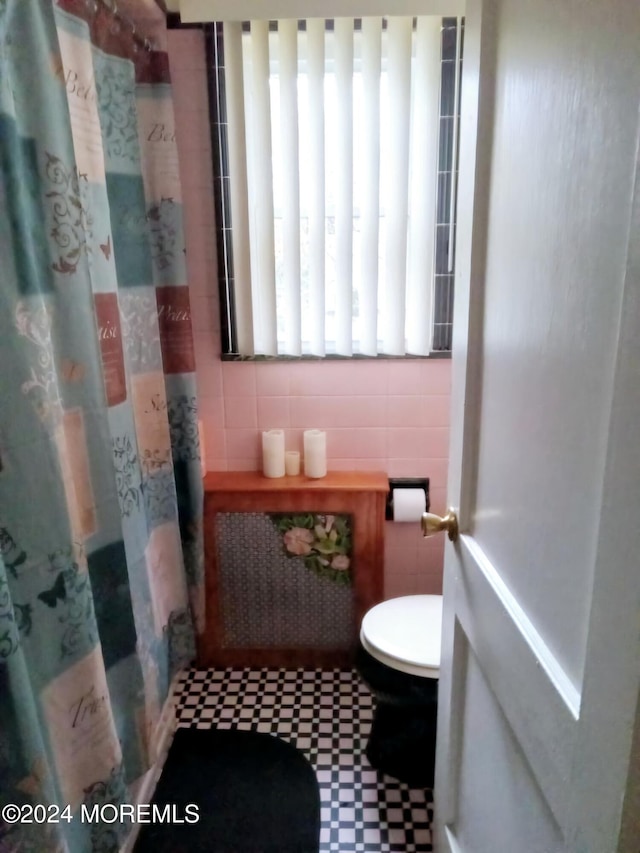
206, 16, 462, 359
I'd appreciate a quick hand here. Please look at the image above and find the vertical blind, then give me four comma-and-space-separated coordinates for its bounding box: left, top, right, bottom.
217, 17, 456, 357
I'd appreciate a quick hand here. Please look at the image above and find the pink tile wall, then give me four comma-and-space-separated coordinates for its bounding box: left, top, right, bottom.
168, 30, 451, 599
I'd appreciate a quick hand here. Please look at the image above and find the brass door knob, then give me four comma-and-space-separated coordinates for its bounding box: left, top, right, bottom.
421, 509, 459, 542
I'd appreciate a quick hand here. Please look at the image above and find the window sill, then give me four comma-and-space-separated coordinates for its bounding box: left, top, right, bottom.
220, 351, 452, 362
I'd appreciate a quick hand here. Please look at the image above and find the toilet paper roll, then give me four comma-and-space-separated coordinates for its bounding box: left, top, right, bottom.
392, 488, 427, 522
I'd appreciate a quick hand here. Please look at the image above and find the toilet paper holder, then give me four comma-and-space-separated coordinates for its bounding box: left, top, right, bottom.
385, 478, 430, 521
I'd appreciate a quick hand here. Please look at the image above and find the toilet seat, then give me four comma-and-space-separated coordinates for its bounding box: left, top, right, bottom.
360, 595, 442, 679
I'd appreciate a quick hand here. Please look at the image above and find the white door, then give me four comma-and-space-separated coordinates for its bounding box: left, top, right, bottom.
435, 0, 640, 851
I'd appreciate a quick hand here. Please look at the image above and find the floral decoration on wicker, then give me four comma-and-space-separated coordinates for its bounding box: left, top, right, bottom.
271, 513, 352, 585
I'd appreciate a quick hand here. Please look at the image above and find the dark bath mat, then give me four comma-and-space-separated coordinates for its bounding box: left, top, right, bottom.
134, 727, 320, 853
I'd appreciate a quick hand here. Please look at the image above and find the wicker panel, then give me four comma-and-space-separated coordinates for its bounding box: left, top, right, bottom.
216, 512, 353, 648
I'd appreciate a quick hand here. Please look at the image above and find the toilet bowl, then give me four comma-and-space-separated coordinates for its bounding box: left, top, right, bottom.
355, 594, 442, 788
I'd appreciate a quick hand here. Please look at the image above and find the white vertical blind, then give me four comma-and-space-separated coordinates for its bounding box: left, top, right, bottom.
244, 20, 277, 355
359, 17, 382, 356
381, 16, 412, 356
226, 16, 445, 357
224, 22, 253, 355
278, 19, 301, 355
406, 16, 441, 354
304, 19, 326, 356
333, 18, 354, 356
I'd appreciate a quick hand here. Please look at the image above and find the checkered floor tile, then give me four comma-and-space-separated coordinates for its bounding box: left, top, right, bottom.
175, 668, 433, 852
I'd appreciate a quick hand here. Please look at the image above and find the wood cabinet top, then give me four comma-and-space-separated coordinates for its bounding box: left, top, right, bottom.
203, 470, 389, 494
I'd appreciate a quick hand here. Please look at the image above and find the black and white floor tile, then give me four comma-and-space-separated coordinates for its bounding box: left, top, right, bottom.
175, 667, 433, 852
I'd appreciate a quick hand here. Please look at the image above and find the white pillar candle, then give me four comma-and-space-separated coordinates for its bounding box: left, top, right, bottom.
285, 450, 301, 476
262, 429, 285, 478
303, 429, 327, 478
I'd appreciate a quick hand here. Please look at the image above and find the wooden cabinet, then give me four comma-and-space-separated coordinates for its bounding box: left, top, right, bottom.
199, 471, 388, 668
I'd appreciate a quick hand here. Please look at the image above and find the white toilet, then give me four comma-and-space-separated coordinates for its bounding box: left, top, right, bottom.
355, 594, 443, 787
360, 594, 442, 678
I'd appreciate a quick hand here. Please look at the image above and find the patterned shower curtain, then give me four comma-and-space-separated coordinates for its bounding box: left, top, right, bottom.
0, 1, 203, 850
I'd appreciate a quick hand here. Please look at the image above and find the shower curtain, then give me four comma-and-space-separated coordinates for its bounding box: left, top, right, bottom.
0, 1, 203, 850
